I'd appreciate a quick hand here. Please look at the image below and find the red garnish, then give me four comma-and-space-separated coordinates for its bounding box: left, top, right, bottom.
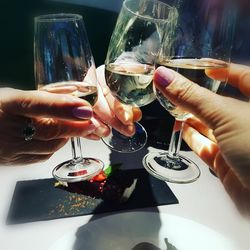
91, 170, 107, 182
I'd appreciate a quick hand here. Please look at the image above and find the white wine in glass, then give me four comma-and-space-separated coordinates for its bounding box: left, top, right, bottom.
34, 14, 104, 183
156, 58, 229, 120
102, 0, 178, 153
144, 0, 236, 183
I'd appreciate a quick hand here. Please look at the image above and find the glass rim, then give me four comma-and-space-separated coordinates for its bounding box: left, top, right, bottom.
123, 0, 176, 23
34, 13, 82, 22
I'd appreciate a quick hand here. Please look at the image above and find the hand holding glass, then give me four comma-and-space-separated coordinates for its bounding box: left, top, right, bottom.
103, 0, 178, 153
144, 0, 236, 183
34, 14, 104, 183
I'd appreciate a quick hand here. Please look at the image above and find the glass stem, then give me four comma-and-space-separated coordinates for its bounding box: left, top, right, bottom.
168, 120, 184, 158
71, 137, 83, 161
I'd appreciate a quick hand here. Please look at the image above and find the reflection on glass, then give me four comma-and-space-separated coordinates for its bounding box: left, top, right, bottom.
34, 14, 104, 183
144, 0, 236, 183
102, 0, 178, 153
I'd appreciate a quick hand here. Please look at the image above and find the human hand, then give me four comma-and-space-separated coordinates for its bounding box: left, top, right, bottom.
93, 65, 142, 139
154, 63, 250, 215
0, 88, 108, 165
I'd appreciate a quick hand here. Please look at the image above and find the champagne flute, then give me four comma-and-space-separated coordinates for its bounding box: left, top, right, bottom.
143, 0, 236, 183
102, 0, 178, 153
34, 14, 104, 183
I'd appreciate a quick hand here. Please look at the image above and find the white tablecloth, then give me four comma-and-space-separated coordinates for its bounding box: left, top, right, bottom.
0, 139, 249, 250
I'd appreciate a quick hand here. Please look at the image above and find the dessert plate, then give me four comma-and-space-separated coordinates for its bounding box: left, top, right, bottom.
48, 212, 236, 250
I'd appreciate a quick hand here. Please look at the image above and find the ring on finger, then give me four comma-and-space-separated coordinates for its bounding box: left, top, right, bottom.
22, 119, 36, 142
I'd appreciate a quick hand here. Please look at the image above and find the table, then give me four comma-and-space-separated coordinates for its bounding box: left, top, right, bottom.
0, 139, 249, 250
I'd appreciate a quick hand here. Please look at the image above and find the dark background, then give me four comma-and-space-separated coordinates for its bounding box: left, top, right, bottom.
0, 0, 249, 118
0, 0, 118, 90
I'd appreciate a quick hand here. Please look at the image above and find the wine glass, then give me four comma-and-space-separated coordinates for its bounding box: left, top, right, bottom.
102, 0, 178, 153
34, 14, 104, 183
143, 0, 236, 183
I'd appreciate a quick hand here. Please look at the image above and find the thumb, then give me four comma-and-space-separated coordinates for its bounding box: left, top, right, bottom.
154, 66, 231, 129
0, 88, 93, 121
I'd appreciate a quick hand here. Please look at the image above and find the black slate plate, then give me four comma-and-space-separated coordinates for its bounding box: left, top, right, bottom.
7, 169, 178, 224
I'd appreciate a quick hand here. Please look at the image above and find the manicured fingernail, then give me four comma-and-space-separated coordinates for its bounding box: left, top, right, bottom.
154, 67, 175, 88
72, 106, 93, 119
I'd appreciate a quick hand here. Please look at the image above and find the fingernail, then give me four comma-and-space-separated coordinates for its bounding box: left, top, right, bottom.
124, 111, 131, 123
86, 123, 97, 133
64, 95, 85, 103
72, 106, 93, 119
128, 124, 135, 134
93, 126, 109, 138
154, 67, 175, 88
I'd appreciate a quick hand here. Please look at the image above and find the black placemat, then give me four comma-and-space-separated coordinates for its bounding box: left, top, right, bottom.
7, 169, 178, 224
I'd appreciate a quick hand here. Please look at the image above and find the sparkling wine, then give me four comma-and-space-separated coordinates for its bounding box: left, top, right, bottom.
156, 58, 229, 120
39, 81, 98, 106
105, 63, 155, 107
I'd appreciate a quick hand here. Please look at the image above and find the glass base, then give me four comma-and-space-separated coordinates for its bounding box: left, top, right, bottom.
52, 157, 104, 183
143, 152, 200, 183
102, 122, 147, 153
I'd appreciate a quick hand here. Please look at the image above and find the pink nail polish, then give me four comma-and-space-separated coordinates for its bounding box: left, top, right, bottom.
72, 106, 93, 119
154, 67, 175, 88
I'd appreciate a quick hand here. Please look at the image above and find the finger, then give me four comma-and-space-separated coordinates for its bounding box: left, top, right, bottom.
101, 85, 135, 125
214, 153, 250, 215
94, 87, 135, 136
0, 115, 97, 141
185, 117, 216, 142
42, 85, 78, 94
182, 124, 219, 168
33, 119, 97, 140
206, 63, 250, 96
132, 107, 142, 122
0, 113, 29, 141
0, 153, 53, 166
91, 116, 111, 138
12, 154, 53, 166
101, 116, 135, 137
96, 64, 107, 88
35, 117, 110, 140
100, 86, 140, 129
154, 66, 234, 130
114, 100, 143, 123
15, 138, 68, 155
96, 65, 142, 123
0, 88, 93, 121
85, 134, 101, 141
114, 99, 134, 125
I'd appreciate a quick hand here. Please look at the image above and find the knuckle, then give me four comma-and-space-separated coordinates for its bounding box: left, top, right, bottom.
102, 127, 111, 137
54, 123, 73, 138
10, 91, 36, 114
94, 127, 106, 137
17, 99, 32, 112
173, 80, 199, 105
101, 86, 110, 97
239, 68, 250, 82
40, 154, 53, 162
49, 122, 63, 140
47, 140, 63, 153
38, 119, 63, 140
239, 69, 250, 92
